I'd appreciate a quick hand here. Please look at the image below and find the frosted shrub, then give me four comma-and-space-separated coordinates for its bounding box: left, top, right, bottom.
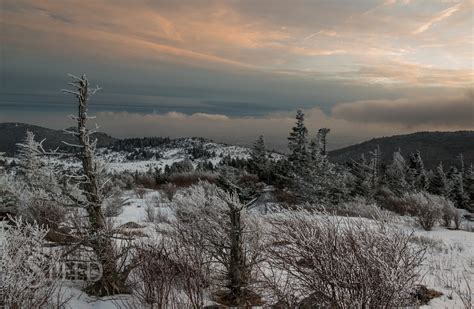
265, 212, 426, 307
103, 195, 125, 217
1, 217, 65, 308
162, 183, 177, 202
440, 198, 458, 229
333, 197, 393, 221
144, 202, 156, 223
134, 186, 147, 199
131, 236, 210, 308
402, 192, 444, 231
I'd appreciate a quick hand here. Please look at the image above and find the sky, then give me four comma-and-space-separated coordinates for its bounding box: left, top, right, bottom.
1, 0, 473, 150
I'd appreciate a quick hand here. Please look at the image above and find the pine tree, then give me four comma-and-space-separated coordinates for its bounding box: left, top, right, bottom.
288, 110, 308, 163
350, 154, 372, 198
386, 150, 408, 196
291, 128, 347, 205
447, 166, 469, 210
407, 151, 428, 191
463, 164, 474, 212
317, 128, 330, 156
16, 131, 62, 203
16, 131, 44, 182
368, 146, 382, 194
249, 135, 269, 181
428, 162, 449, 197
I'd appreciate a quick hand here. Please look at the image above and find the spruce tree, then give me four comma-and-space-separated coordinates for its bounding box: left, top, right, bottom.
250, 135, 268, 181
463, 164, 474, 212
350, 154, 372, 198
428, 162, 448, 197
386, 150, 408, 196
407, 151, 428, 191
288, 110, 308, 163
447, 166, 469, 210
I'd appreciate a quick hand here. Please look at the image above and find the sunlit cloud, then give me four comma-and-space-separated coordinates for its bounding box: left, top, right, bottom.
2, 0, 472, 87
412, 1, 465, 34
1, 0, 472, 144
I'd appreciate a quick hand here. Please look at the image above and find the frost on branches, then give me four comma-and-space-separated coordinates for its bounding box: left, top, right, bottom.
173, 182, 265, 306
265, 211, 427, 307
0, 218, 64, 308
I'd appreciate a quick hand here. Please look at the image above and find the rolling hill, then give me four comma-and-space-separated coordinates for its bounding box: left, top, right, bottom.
329, 131, 474, 169
1, 123, 473, 171
0, 123, 116, 156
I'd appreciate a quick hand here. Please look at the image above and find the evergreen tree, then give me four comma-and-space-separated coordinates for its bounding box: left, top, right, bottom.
386, 150, 408, 196
16, 131, 61, 197
249, 135, 269, 181
317, 128, 331, 156
350, 154, 372, 198
428, 162, 449, 197
463, 164, 474, 212
447, 166, 469, 209
291, 129, 347, 205
407, 151, 428, 191
288, 110, 308, 163
368, 146, 382, 193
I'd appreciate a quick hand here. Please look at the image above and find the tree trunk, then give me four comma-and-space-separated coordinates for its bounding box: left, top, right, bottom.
228, 203, 243, 305
73, 75, 129, 296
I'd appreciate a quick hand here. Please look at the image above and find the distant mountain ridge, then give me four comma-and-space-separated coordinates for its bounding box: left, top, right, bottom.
328, 131, 474, 169
1, 123, 473, 170
0, 123, 116, 156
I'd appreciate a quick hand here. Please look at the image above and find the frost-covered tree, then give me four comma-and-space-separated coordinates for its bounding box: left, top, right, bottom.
385, 150, 409, 196
317, 128, 330, 156
350, 154, 372, 198
368, 146, 382, 193
249, 135, 269, 181
174, 182, 264, 306
291, 130, 347, 205
308, 128, 330, 160
428, 162, 449, 197
350, 149, 381, 200
62, 74, 131, 295
13, 131, 66, 228
407, 151, 428, 191
464, 164, 474, 212
447, 166, 469, 210
287, 110, 308, 163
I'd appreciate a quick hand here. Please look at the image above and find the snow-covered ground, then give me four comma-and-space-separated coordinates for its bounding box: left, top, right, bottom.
4, 137, 284, 174
62, 190, 474, 308
1, 187, 472, 308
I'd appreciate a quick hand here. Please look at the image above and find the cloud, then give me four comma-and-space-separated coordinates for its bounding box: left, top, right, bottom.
3, 100, 472, 153
412, 1, 464, 34
332, 91, 474, 127
1, 0, 472, 88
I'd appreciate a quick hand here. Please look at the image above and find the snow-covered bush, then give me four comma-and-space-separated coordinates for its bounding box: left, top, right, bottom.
401, 192, 444, 231
162, 182, 177, 201
103, 194, 125, 217
332, 197, 393, 221
134, 186, 147, 199
440, 198, 458, 228
130, 236, 210, 308
1, 217, 65, 308
265, 211, 426, 307
144, 202, 156, 223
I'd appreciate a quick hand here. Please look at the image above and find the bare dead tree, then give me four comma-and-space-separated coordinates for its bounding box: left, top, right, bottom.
174, 182, 265, 306
62, 74, 132, 296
